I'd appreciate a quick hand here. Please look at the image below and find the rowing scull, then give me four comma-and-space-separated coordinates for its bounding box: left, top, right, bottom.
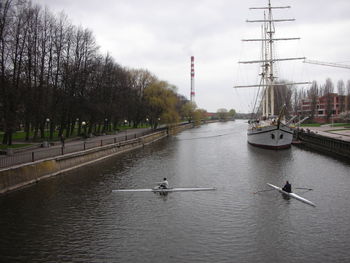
267, 183, 316, 207
112, 187, 216, 193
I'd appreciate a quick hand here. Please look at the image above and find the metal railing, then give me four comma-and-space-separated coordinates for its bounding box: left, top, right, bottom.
0, 129, 156, 169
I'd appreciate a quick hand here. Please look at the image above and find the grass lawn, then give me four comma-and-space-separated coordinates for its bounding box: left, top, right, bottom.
330, 123, 350, 128
0, 143, 33, 149
0, 125, 150, 149
0, 131, 55, 142
300, 123, 350, 128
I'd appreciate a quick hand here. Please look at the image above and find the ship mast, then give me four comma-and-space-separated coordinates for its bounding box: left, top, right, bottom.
235, 0, 310, 118
268, 0, 274, 117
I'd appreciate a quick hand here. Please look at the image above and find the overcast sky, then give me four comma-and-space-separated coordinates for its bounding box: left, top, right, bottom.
32, 0, 350, 113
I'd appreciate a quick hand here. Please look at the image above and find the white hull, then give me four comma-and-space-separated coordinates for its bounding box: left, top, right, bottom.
247, 123, 293, 149
112, 187, 216, 193
267, 183, 316, 207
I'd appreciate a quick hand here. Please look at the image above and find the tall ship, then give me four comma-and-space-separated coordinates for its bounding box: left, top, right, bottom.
235, 0, 310, 149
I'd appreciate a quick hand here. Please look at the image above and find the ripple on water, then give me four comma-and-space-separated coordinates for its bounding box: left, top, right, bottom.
1, 121, 350, 262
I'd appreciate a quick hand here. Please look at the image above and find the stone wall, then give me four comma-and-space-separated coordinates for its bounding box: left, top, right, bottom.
296, 131, 350, 160
0, 130, 168, 195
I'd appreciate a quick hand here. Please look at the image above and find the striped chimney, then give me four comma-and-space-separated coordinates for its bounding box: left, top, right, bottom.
190, 56, 195, 102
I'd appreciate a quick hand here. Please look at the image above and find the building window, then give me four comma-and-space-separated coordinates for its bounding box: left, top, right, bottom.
271, 134, 275, 139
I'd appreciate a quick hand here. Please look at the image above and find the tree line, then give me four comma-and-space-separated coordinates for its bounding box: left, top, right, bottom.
0, 0, 205, 145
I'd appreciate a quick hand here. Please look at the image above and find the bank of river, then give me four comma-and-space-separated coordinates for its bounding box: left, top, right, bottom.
1, 120, 350, 263
294, 126, 350, 160
0, 124, 194, 195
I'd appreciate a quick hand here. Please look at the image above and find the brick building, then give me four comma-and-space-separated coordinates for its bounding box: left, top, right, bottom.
299, 93, 348, 123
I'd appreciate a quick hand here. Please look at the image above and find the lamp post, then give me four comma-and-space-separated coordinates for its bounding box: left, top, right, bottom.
46, 118, 50, 140
42, 118, 50, 147
46, 118, 50, 137
124, 120, 128, 140
104, 118, 108, 134
82, 121, 86, 138
331, 113, 334, 127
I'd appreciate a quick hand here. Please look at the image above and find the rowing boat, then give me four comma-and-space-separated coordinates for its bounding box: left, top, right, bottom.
112, 187, 216, 193
267, 183, 316, 207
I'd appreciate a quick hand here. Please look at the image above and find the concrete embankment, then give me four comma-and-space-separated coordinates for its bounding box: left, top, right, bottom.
294, 130, 350, 160
0, 127, 183, 195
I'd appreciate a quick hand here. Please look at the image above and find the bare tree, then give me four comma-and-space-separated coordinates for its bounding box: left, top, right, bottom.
273, 81, 292, 117
128, 69, 157, 127
292, 88, 299, 116
337, 80, 345, 113
0, 0, 14, 143
308, 81, 319, 121
0, 0, 191, 144
2, 1, 30, 145
323, 78, 334, 122
48, 13, 69, 139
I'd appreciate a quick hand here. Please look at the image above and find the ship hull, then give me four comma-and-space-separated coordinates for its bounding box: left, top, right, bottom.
247, 124, 294, 149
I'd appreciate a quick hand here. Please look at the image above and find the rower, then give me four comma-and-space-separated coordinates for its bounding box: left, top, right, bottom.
282, 181, 292, 193
159, 178, 169, 189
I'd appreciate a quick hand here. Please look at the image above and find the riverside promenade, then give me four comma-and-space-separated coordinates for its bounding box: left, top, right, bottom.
0, 128, 165, 195
0, 123, 193, 195
297, 125, 350, 142
0, 128, 152, 169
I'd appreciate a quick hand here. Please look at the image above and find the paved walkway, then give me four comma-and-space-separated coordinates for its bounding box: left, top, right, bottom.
26, 128, 148, 149
300, 125, 350, 142
0, 128, 152, 165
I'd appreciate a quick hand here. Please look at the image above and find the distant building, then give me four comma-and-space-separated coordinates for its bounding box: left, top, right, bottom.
299, 93, 348, 123
205, 112, 217, 119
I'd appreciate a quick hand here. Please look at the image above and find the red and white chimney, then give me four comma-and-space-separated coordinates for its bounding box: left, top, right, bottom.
190, 56, 195, 102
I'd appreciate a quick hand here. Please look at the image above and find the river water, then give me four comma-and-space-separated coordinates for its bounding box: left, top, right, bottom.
1, 121, 350, 263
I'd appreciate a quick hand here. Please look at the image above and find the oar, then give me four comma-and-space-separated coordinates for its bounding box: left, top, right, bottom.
295, 187, 313, 190
253, 189, 274, 194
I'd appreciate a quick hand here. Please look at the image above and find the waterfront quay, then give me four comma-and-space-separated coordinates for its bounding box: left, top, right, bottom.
294, 125, 350, 160
300, 125, 350, 142
0, 124, 192, 195
0, 128, 152, 168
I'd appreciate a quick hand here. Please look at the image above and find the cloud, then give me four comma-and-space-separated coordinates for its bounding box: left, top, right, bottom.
32, 0, 350, 113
